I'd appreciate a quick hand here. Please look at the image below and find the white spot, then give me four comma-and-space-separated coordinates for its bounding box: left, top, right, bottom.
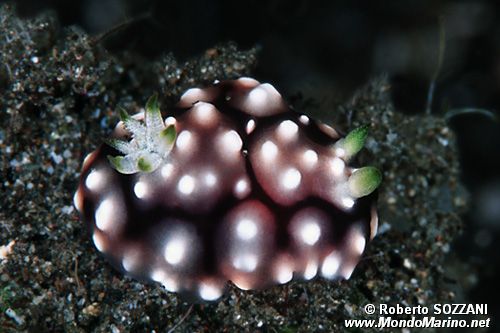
133, 181, 148, 199
151, 269, 166, 283
302, 149, 318, 168
275, 262, 293, 284
178, 175, 195, 195
260, 83, 281, 97
246, 119, 256, 134
236, 219, 258, 241
122, 251, 138, 272
248, 87, 268, 106
73, 189, 83, 212
240, 84, 284, 116
204, 171, 217, 187
193, 102, 216, 124
162, 278, 179, 292
181, 87, 202, 98
233, 254, 258, 272
261, 140, 278, 160
92, 233, 106, 252
161, 163, 174, 179
299, 115, 310, 125
321, 251, 341, 279
151, 270, 178, 292
303, 261, 318, 280
95, 198, 116, 231
330, 157, 345, 176
85, 170, 103, 191
281, 168, 301, 190
341, 196, 355, 209
165, 116, 176, 126
198, 281, 223, 301
352, 232, 366, 255
234, 178, 251, 198
219, 130, 243, 153
277, 120, 298, 141
176, 130, 193, 150
238, 77, 260, 87
300, 221, 321, 246
164, 238, 186, 265
180, 87, 203, 102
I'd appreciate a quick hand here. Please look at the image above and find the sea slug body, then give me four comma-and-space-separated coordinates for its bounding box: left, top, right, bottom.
74, 77, 381, 301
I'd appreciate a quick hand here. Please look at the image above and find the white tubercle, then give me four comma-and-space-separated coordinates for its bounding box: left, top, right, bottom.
246, 119, 256, 134
178, 175, 196, 195
133, 180, 148, 199
281, 168, 302, 190
85, 169, 104, 191
95, 197, 118, 231
198, 280, 223, 301
92, 232, 106, 252
321, 251, 341, 279
277, 120, 299, 141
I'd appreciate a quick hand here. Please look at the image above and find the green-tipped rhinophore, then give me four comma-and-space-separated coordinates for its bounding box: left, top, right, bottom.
145, 93, 159, 115
161, 125, 177, 146
107, 155, 135, 174
145, 93, 165, 136
107, 94, 176, 174
348, 166, 382, 198
335, 125, 369, 160
137, 156, 153, 173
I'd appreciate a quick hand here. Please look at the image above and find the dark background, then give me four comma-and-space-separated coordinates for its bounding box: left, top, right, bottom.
9, 0, 500, 330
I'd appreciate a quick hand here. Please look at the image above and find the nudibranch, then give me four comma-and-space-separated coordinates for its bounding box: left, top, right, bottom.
74, 78, 381, 301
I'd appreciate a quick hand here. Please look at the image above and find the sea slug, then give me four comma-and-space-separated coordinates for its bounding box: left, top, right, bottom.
74, 77, 381, 301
